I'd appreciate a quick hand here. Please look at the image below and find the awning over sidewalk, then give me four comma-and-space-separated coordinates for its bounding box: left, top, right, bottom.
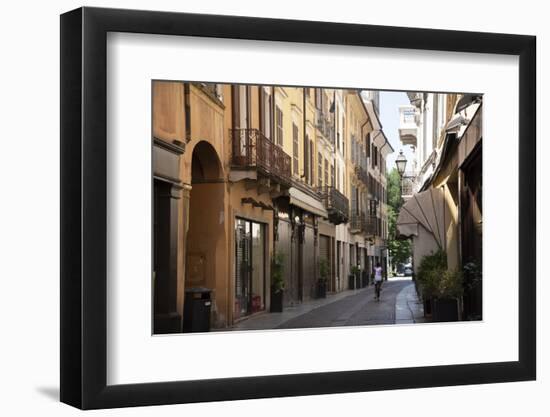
396, 187, 445, 249
289, 187, 328, 218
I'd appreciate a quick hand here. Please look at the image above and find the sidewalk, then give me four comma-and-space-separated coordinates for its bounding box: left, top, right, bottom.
394, 281, 426, 324
228, 286, 371, 331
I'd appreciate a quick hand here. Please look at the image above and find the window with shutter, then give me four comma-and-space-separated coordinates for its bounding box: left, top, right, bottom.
318, 152, 323, 188
366, 132, 371, 158
260, 87, 272, 140
309, 140, 314, 185
304, 134, 309, 183
275, 106, 283, 146
292, 123, 299, 175
351, 136, 355, 163
324, 158, 329, 187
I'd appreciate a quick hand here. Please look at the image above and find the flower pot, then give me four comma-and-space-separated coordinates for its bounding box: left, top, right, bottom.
432, 298, 459, 322
317, 280, 327, 298
270, 287, 284, 312
423, 298, 432, 317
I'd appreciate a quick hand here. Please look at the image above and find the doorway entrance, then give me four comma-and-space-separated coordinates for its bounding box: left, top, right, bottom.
234, 218, 266, 318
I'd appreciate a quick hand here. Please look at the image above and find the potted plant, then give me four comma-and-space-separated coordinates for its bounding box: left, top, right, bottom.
317, 258, 329, 298
270, 253, 285, 312
416, 250, 464, 322
432, 268, 463, 322
416, 250, 446, 319
350, 265, 361, 290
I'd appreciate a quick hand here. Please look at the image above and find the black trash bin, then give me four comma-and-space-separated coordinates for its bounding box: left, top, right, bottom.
183, 287, 212, 332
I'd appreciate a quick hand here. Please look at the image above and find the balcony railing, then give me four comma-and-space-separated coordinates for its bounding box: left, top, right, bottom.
350, 212, 379, 236
350, 212, 365, 234
230, 128, 292, 185
364, 215, 379, 236
315, 110, 335, 144
318, 186, 349, 225
401, 175, 417, 197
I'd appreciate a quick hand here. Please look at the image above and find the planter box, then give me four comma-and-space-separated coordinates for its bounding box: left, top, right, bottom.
270, 288, 283, 312
432, 298, 459, 322
423, 298, 432, 318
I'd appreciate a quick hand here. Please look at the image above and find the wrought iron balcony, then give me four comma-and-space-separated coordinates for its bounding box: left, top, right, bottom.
401, 174, 417, 197
350, 211, 379, 236
364, 214, 379, 236
349, 212, 365, 234
399, 105, 418, 146
318, 186, 349, 225
230, 128, 292, 185
315, 110, 335, 144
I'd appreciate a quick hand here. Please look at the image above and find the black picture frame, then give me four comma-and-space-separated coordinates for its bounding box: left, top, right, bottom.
60, 6, 536, 410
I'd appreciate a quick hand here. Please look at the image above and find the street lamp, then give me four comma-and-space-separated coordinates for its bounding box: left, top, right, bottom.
395, 150, 407, 177
395, 150, 408, 205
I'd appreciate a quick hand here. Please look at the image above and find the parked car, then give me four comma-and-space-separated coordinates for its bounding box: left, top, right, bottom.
403, 266, 413, 276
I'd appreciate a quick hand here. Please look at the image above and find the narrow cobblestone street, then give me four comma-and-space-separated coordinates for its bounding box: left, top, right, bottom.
229, 278, 424, 331
278, 279, 413, 329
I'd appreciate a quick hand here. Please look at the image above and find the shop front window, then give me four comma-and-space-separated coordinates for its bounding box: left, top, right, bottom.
235, 218, 266, 318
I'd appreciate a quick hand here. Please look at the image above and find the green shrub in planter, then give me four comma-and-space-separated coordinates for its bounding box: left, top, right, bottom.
416, 250, 464, 321
350, 265, 361, 288
317, 258, 329, 298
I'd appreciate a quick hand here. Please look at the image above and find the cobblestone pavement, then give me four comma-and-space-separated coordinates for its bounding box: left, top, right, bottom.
276, 279, 412, 329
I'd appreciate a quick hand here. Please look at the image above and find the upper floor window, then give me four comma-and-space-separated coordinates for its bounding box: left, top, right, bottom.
317, 152, 323, 188
260, 87, 272, 140
292, 123, 299, 175
275, 105, 283, 146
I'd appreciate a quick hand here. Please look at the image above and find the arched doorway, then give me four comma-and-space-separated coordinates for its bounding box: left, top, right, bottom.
185, 141, 227, 328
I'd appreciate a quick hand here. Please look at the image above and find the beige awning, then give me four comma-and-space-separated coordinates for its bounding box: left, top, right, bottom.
396, 187, 445, 248
289, 187, 328, 218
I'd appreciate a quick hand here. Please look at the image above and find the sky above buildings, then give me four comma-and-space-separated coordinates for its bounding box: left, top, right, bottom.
379, 91, 415, 174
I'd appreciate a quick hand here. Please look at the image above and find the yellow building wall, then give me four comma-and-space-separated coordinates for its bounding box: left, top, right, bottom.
152, 81, 188, 320
152, 81, 186, 142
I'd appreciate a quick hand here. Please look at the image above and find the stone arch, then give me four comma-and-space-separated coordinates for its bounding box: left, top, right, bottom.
185, 140, 228, 328
190, 140, 223, 182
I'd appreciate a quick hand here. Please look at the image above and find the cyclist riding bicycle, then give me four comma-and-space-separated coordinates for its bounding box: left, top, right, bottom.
373, 262, 383, 301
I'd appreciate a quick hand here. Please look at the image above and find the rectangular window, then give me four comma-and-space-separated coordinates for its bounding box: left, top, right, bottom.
184, 83, 191, 142
351, 136, 355, 163
318, 152, 323, 188
234, 219, 266, 318
331, 164, 335, 188
275, 106, 283, 146
260, 87, 272, 140
324, 158, 329, 187
366, 132, 371, 158
315, 88, 322, 109
304, 133, 309, 183
310, 140, 314, 185
292, 123, 299, 175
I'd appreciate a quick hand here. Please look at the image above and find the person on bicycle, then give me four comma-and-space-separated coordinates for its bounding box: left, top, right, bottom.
374, 262, 383, 301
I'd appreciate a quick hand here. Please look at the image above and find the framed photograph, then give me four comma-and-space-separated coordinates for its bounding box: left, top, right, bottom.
60, 6, 536, 409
